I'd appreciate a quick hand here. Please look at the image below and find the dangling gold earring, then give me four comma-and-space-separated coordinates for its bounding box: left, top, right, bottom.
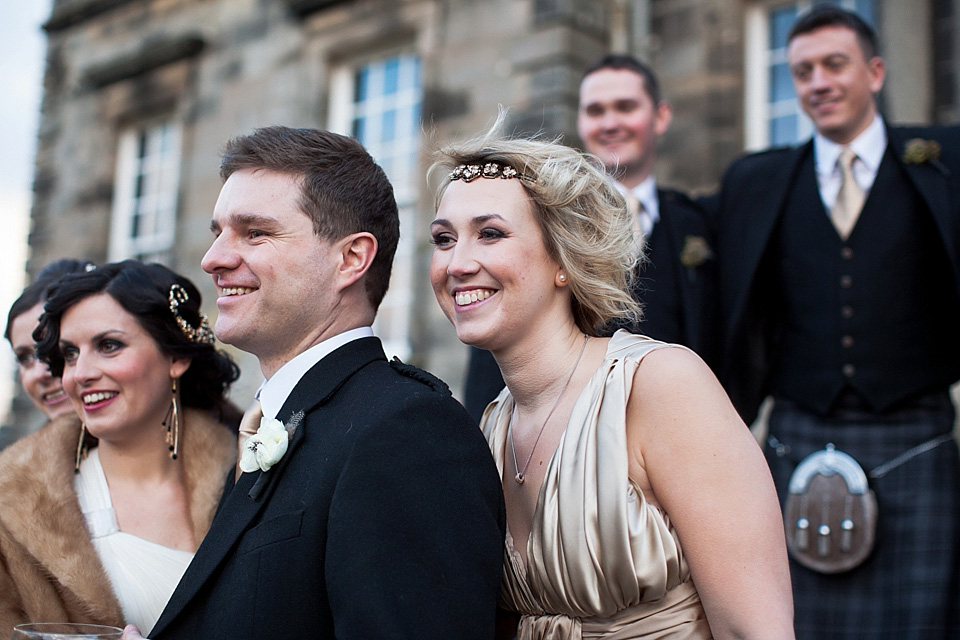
162, 378, 181, 460
74, 423, 87, 473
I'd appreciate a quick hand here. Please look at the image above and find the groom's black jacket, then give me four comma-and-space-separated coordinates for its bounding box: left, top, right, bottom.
152, 337, 505, 639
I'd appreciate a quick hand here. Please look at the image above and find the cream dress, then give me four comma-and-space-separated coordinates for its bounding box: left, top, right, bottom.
75, 448, 194, 635
481, 331, 712, 639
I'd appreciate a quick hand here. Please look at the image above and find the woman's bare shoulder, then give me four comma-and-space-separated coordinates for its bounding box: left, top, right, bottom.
633, 344, 717, 394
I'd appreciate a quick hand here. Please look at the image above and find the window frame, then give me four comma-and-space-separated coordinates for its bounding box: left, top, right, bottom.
743, 0, 876, 150
107, 119, 183, 263
328, 52, 424, 361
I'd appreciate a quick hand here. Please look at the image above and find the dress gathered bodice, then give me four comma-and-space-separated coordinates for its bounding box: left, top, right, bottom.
75, 448, 194, 635
481, 331, 712, 639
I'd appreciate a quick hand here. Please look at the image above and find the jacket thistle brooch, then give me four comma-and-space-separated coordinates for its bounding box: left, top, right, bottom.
902, 138, 941, 165
680, 235, 714, 269
679, 235, 713, 284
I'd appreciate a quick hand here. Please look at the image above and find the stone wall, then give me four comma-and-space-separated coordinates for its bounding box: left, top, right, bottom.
12, 0, 957, 432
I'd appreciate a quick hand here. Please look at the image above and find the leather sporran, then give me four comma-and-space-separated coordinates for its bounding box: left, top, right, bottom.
783, 444, 878, 574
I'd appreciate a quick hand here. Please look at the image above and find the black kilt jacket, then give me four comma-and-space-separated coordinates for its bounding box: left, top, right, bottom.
712, 123, 960, 638
626, 188, 719, 368
714, 124, 960, 423
151, 337, 506, 639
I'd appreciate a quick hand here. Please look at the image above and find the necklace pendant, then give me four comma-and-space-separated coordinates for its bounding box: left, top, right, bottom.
515, 473, 524, 484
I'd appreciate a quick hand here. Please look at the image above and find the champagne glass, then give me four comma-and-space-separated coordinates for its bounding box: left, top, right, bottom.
12, 624, 123, 640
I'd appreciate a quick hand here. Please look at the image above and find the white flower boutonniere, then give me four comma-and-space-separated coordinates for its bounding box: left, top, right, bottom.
239, 411, 303, 474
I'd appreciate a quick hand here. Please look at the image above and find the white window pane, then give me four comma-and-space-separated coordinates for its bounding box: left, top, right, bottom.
355, 67, 369, 102
770, 7, 798, 48
341, 53, 423, 358
383, 58, 400, 95
771, 115, 799, 146
755, 0, 875, 147
108, 120, 181, 263
771, 63, 796, 102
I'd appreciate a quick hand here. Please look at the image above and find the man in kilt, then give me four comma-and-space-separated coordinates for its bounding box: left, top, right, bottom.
713, 6, 960, 639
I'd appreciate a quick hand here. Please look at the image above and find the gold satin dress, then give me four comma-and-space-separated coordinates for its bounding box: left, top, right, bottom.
480, 331, 713, 639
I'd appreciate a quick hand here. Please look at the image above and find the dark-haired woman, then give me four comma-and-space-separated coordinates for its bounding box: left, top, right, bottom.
0, 260, 240, 637
5, 259, 94, 423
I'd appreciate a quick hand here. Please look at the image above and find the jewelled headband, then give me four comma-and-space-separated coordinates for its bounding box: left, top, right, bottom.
168, 284, 215, 345
449, 161, 535, 183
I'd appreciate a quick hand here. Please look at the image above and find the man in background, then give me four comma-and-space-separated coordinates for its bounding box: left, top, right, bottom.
464, 55, 717, 420
714, 7, 960, 638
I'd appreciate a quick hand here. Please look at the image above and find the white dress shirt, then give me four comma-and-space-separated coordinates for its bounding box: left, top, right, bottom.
76, 448, 194, 635
257, 326, 375, 420
815, 115, 887, 212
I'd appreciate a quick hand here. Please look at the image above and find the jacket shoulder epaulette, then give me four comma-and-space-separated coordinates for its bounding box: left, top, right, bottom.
389, 357, 452, 396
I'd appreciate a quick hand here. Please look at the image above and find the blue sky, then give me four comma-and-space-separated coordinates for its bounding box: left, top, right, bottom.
0, 1, 53, 418
0, 1, 52, 283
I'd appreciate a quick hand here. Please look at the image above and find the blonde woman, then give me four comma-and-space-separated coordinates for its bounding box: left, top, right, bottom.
429, 132, 794, 639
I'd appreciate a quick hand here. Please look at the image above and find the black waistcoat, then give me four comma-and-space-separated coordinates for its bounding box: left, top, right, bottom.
768, 148, 960, 414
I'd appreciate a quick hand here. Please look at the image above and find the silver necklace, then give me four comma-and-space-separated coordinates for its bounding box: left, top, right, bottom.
510, 334, 589, 484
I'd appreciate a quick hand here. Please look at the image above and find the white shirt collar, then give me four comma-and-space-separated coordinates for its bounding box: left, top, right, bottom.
257, 326, 374, 420
615, 176, 661, 226
815, 114, 887, 178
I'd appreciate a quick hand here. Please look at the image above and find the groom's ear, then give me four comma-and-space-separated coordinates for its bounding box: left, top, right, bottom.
335, 232, 378, 291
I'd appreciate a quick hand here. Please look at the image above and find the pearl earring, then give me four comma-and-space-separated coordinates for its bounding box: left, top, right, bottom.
558, 274, 566, 282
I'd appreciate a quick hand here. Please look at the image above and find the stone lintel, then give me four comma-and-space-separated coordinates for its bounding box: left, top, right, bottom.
44, 0, 143, 33
284, 0, 351, 19
82, 34, 205, 89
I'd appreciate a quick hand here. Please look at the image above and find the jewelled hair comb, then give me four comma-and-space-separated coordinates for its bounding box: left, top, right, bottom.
168, 284, 215, 345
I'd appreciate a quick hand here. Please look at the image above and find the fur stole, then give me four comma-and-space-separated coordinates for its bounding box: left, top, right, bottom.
0, 409, 236, 635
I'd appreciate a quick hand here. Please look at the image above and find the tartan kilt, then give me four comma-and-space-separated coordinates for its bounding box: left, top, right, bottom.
766, 397, 960, 640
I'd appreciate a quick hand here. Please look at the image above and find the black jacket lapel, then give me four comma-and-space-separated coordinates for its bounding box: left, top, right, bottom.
151, 469, 267, 635
658, 191, 701, 349
723, 143, 810, 352
152, 337, 388, 635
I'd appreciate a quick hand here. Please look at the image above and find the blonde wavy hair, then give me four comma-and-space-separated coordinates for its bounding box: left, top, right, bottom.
432, 124, 642, 336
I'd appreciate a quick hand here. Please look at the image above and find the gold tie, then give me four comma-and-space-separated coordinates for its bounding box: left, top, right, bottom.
831, 148, 865, 240
625, 194, 652, 243
236, 397, 263, 481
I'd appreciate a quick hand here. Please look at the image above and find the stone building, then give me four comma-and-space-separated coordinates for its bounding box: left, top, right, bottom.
10, 0, 959, 434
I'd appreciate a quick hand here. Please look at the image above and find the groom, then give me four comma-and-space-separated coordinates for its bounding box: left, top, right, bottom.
129, 126, 505, 638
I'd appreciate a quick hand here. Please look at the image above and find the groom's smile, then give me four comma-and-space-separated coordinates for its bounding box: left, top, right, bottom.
202, 167, 341, 377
